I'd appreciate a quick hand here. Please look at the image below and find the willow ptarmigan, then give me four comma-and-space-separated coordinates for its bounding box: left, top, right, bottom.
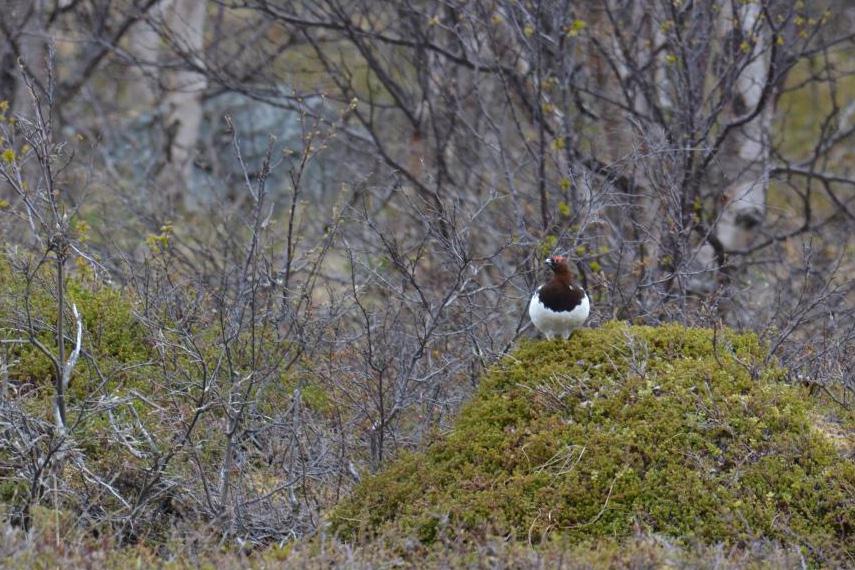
529, 255, 590, 340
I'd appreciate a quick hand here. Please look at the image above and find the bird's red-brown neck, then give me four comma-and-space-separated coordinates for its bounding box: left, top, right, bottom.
550, 262, 573, 285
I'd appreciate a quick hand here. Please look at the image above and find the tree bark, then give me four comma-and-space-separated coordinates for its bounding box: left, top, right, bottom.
159, 0, 207, 210
715, 1, 772, 252
126, 0, 173, 108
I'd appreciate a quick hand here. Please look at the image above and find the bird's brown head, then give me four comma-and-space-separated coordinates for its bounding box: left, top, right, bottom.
545, 255, 572, 280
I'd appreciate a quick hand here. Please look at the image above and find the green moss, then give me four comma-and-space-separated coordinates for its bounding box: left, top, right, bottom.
0, 256, 152, 395
331, 322, 854, 561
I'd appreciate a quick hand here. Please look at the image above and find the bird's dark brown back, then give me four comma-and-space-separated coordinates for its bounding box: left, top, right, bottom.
537, 280, 584, 312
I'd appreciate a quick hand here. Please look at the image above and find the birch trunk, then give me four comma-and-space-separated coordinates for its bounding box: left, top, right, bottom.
159, 0, 207, 210
126, 0, 173, 109
10, 0, 47, 116
715, 2, 772, 252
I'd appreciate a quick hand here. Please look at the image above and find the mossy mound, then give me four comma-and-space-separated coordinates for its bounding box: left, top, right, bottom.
332, 322, 854, 561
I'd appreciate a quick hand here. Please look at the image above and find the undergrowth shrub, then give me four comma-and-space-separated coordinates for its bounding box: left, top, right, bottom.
0, 256, 151, 393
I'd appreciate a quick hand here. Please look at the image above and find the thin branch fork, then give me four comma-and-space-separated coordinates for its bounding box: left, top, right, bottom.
53, 302, 82, 432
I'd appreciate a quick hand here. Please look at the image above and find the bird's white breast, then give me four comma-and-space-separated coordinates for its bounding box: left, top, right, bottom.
529, 288, 590, 338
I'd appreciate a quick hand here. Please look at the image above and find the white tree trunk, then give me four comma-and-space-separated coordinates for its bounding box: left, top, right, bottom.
159, 0, 207, 209
715, 1, 772, 252
11, 0, 47, 115
126, 0, 174, 108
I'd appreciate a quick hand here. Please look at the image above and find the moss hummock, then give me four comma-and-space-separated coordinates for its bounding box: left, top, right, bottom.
331, 322, 854, 560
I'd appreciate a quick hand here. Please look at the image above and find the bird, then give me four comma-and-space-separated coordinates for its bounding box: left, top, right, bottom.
529, 255, 590, 340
